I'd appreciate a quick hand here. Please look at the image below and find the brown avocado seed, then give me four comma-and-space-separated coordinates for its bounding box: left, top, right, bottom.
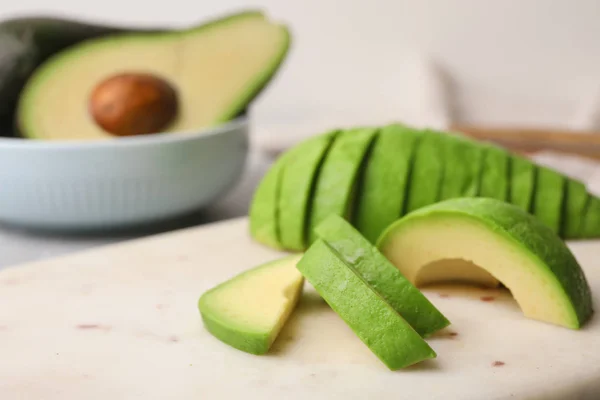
89, 72, 178, 137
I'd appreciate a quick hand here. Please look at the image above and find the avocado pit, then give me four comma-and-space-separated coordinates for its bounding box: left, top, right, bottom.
89, 72, 178, 137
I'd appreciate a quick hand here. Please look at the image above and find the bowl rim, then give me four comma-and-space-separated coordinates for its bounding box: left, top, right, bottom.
0, 117, 248, 150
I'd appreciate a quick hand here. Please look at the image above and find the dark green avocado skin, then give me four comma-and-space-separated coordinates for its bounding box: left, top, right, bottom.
0, 16, 165, 135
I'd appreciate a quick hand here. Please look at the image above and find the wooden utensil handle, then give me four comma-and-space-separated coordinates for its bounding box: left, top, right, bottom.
450, 125, 600, 161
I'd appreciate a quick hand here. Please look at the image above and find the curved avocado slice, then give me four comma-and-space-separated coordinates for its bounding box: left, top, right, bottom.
17, 11, 290, 139
278, 131, 337, 251
479, 144, 510, 201
198, 254, 304, 355
406, 130, 446, 212
315, 214, 450, 336
297, 240, 437, 370
533, 166, 566, 234
378, 197, 593, 329
307, 127, 378, 245
354, 124, 421, 243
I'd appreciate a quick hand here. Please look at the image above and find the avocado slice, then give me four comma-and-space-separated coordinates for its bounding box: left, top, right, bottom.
198, 254, 304, 355
17, 11, 290, 139
406, 130, 446, 212
278, 131, 337, 251
563, 179, 590, 239
378, 197, 593, 329
509, 154, 536, 211
439, 133, 484, 200
479, 144, 510, 201
0, 15, 165, 133
354, 124, 421, 243
581, 195, 600, 238
307, 128, 378, 244
249, 153, 288, 249
297, 239, 437, 369
315, 214, 450, 336
533, 166, 566, 234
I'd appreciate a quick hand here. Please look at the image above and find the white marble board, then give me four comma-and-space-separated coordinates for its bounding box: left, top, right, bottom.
0, 218, 599, 399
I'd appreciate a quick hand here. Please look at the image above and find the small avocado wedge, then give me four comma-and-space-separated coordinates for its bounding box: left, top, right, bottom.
297, 239, 437, 370
533, 166, 566, 234
307, 127, 378, 244
440, 134, 484, 200
406, 130, 446, 212
354, 124, 421, 243
315, 214, 449, 336
563, 179, 590, 239
278, 131, 337, 251
479, 144, 510, 201
581, 195, 600, 238
198, 255, 304, 355
249, 153, 288, 249
378, 197, 593, 329
18, 10, 291, 139
510, 154, 536, 211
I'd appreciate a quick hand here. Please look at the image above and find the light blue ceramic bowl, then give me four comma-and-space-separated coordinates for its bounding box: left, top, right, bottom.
0, 117, 248, 230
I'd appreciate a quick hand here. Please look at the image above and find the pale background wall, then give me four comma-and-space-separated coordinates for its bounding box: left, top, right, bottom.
3, 0, 600, 134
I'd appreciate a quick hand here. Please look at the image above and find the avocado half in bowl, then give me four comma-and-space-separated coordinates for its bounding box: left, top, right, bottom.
0, 10, 290, 230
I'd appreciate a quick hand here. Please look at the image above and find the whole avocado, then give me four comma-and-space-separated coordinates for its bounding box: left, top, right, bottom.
0, 16, 166, 136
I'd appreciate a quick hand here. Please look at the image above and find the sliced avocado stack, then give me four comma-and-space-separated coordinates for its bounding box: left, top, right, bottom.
250, 124, 600, 251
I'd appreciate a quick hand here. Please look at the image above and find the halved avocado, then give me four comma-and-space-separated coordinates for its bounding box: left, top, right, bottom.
563, 179, 589, 239
278, 131, 337, 251
509, 154, 536, 212
405, 130, 446, 213
533, 166, 566, 235
581, 195, 600, 238
17, 11, 290, 139
439, 133, 484, 200
306, 128, 378, 245
479, 144, 510, 201
249, 152, 289, 249
354, 124, 421, 243
377, 197, 593, 329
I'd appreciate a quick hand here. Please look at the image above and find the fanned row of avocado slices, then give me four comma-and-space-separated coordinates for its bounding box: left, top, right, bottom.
250, 124, 600, 250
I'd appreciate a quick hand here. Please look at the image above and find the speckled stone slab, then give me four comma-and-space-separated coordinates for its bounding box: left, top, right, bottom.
0, 218, 598, 399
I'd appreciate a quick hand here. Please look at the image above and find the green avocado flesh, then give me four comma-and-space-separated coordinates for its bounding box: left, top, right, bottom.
249, 124, 600, 251
297, 239, 437, 369
533, 166, 566, 235
440, 134, 484, 200
249, 153, 287, 248
509, 155, 536, 212
563, 180, 589, 239
17, 11, 290, 139
378, 198, 593, 329
278, 132, 337, 251
406, 130, 445, 213
479, 145, 510, 201
581, 196, 600, 238
307, 128, 378, 244
354, 124, 421, 243
198, 255, 304, 355
315, 215, 450, 336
